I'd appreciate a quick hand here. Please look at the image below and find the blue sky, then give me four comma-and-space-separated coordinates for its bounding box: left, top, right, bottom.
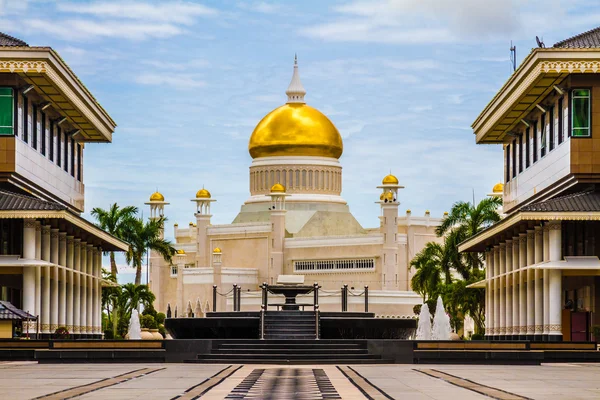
2, 0, 599, 280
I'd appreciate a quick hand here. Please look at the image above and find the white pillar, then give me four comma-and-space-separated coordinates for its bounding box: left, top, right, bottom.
58, 232, 67, 328
548, 221, 562, 341
22, 219, 36, 332
534, 227, 543, 340
97, 249, 103, 336
526, 231, 535, 339
73, 240, 81, 335
543, 226, 550, 339
49, 229, 59, 333
86, 244, 94, 335
485, 251, 491, 338
41, 225, 51, 335
493, 246, 500, 339
34, 222, 42, 322
92, 248, 99, 336
66, 236, 74, 333
499, 243, 506, 338
80, 241, 87, 336
505, 240, 513, 338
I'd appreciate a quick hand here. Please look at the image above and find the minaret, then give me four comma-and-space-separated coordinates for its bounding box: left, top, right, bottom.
377, 174, 404, 290
269, 183, 288, 284
191, 188, 215, 267
145, 191, 169, 311
285, 54, 306, 104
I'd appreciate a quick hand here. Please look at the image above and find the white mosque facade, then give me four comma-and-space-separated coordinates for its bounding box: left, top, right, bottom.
148, 59, 443, 316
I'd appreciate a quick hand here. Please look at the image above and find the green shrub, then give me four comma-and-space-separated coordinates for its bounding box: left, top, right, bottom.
470, 333, 484, 341
413, 305, 422, 315
140, 314, 157, 329
104, 329, 114, 340
155, 312, 166, 325
54, 326, 69, 339
142, 304, 158, 318
158, 324, 166, 338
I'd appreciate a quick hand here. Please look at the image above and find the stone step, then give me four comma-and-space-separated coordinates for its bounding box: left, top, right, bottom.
185, 358, 390, 364
212, 348, 369, 355
197, 353, 380, 360
214, 343, 366, 350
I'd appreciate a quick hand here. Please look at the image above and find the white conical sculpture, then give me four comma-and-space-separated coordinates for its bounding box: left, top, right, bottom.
204, 300, 211, 315
128, 309, 142, 340
194, 298, 203, 318
186, 300, 193, 318
416, 303, 432, 340
285, 54, 306, 104
431, 296, 451, 340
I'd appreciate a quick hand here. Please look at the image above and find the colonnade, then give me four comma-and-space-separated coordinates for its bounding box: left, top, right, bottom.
21, 219, 102, 337
485, 221, 563, 341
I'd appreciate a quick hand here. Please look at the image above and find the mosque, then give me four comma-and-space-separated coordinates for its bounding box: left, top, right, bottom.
148, 58, 443, 316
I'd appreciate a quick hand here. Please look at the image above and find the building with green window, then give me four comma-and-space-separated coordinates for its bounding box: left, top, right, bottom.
460, 27, 600, 342
0, 33, 128, 338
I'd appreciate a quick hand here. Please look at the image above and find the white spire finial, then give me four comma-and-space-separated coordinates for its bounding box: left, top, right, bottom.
286, 54, 306, 104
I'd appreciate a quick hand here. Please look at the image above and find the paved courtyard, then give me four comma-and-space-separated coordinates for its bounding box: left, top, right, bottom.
1, 361, 599, 399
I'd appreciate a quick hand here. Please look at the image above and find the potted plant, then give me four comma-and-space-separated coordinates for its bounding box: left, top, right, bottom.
54, 326, 69, 340
140, 314, 156, 340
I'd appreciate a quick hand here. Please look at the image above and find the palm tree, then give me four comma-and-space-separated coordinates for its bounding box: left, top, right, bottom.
121, 283, 156, 315
91, 203, 138, 278
436, 197, 502, 272
122, 216, 175, 285
410, 253, 442, 302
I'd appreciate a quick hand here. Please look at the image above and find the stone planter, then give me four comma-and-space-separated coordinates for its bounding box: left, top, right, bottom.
149, 329, 163, 340
140, 328, 154, 340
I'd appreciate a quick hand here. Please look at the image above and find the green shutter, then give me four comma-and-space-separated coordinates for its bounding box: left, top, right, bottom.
572, 89, 591, 137
0, 87, 13, 135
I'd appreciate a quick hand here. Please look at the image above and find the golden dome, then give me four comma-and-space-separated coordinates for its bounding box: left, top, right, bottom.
379, 193, 385, 201
271, 183, 286, 193
196, 188, 211, 198
492, 182, 504, 193
382, 174, 399, 185
248, 103, 343, 159
176, 249, 185, 255
213, 247, 222, 253
149, 191, 164, 202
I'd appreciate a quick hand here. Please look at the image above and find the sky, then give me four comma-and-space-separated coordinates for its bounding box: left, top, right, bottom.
2, 0, 599, 281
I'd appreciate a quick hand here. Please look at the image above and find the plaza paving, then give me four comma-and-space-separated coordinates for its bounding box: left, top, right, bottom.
0, 361, 599, 399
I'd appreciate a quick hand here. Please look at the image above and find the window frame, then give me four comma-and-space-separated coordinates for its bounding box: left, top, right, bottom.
570, 88, 591, 138
32, 104, 37, 150
518, 133, 523, 173
540, 112, 546, 157
533, 121, 538, 163
0, 87, 15, 136
506, 143, 511, 183
549, 105, 554, 151
23, 95, 28, 143
525, 127, 530, 168
558, 97, 564, 144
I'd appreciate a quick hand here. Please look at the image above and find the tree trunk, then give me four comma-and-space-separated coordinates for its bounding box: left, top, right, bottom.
110, 252, 118, 278
134, 257, 142, 285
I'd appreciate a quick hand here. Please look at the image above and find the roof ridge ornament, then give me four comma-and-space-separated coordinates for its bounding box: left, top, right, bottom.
285, 54, 306, 104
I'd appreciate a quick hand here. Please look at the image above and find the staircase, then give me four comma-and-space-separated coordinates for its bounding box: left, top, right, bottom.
186, 339, 386, 364
264, 311, 316, 340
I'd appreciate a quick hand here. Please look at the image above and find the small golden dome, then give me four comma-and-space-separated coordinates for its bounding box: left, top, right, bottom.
382, 174, 399, 185
379, 193, 385, 201
249, 103, 343, 159
271, 183, 286, 193
196, 188, 211, 198
213, 247, 222, 253
492, 182, 504, 193
443, 211, 448, 216
176, 249, 185, 255
384, 192, 394, 201
189, 222, 193, 225
149, 191, 164, 202
406, 209, 411, 213
174, 223, 178, 226
425, 210, 430, 214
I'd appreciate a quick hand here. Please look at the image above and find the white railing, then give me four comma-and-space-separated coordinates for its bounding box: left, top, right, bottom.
293, 258, 375, 272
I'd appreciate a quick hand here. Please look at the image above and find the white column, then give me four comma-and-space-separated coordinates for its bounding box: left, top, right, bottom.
66, 236, 74, 333
80, 241, 87, 336
41, 226, 51, 335
499, 243, 506, 338
87, 245, 94, 336
73, 240, 81, 335
526, 231, 535, 339
34, 222, 42, 322
58, 232, 67, 328
493, 246, 500, 339
548, 221, 562, 341
92, 248, 99, 336
50, 229, 59, 332
485, 251, 491, 338
534, 227, 543, 340
514, 238, 523, 339
505, 240, 513, 338
543, 226, 550, 339
22, 219, 36, 333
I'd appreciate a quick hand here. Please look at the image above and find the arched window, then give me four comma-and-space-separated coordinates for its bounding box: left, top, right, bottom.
270, 170, 274, 187
302, 170, 306, 188
308, 170, 313, 188
282, 170, 287, 187
276, 170, 280, 185
324, 171, 328, 191
296, 170, 300, 188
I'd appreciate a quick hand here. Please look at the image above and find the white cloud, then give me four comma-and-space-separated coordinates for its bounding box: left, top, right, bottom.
238, 2, 281, 14
300, 0, 587, 45
134, 73, 206, 89
142, 59, 210, 71
57, 1, 217, 24
23, 18, 184, 40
